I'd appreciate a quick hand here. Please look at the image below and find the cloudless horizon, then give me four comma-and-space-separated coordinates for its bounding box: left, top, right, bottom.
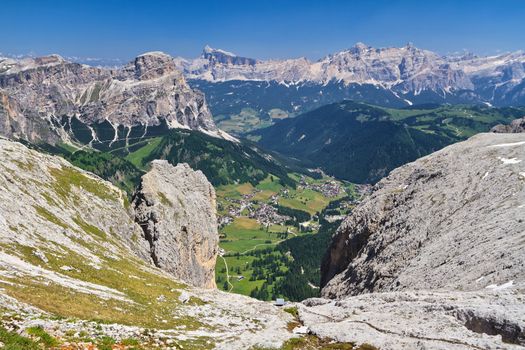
1, 0, 524, 61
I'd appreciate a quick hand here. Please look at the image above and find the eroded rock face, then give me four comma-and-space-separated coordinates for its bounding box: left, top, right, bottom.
132, 160, 219, 288
491, 117, 525, 133
0, 52, 219, 144
321, 133, 525, 298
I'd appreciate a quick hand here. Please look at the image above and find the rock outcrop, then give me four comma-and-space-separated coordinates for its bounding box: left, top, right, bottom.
132, 160, 219, 288
300, 288, 525, 350
0, 52, 226, 145
491, 116, 525, 133
0, 138, 293, 349
321, 132, 525, 297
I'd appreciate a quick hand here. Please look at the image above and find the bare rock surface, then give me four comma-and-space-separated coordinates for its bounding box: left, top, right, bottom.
0, 137, 150, 274
313, 132, 525, 349
300, 287, 525, 350
321, 132, 525, 297
132, 160, 219, 288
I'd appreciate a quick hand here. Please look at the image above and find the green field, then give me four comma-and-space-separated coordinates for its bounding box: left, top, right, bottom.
124, 137, 162, 169
216, 108, 273, 134
215, 255, 265, 295
279, 188, 331, 215
220, 218, 288, 253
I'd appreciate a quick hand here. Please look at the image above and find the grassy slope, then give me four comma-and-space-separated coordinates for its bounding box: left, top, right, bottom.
134, 129, 296, 187
0, 156, 215, 349
124, 137, 162, 169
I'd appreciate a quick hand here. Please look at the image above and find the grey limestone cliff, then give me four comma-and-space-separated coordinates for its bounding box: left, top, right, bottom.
321, 132, 525, 298
0, 52, 223, 145
132, 160, 219, 289
293, 132, 525, 350
491, 116, 525, 133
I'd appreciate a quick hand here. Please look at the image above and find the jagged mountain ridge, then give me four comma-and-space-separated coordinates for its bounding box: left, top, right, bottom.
0, 51, 234, 147
177, 43, 525, 111
181, 43, 472, 91
180, 43, 525, 91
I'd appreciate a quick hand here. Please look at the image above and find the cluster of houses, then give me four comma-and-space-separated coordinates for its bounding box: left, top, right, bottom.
217, 176, 356, 231
249, 203, 290, 227
299, 220, 320, 232
218, 193, 291, 229
298, 176, 342, 198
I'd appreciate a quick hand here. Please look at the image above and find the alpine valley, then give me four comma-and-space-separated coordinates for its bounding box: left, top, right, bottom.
0, 39, 523, 350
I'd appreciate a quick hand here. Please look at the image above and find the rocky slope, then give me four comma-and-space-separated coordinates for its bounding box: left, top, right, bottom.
299, 288, 525, 350
491, 116, 525, 133
280, 131, 525, 350
0, 137, 293, 349
0, 52, 232, 147
133, 160, 219, 288
320, 132, 525, 297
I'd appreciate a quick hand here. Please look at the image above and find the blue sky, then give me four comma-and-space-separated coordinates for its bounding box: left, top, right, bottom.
1, 0, 524, 61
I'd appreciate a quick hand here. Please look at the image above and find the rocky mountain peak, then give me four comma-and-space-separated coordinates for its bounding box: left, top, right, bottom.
201, 45, 258, 66
348, 42, 370, 54
33, 54, 67, 66
133, 51, 179, 80
0, 51, 227, 145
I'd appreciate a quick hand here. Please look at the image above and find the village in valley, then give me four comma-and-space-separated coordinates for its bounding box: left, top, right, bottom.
218, 175, 347, 231
214, 172, 366, 300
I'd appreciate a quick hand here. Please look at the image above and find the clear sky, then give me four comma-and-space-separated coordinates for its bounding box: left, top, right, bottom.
1, 0, 524, 61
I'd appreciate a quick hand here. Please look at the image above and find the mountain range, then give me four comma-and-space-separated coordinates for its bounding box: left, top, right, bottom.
177, 43, 525, 106
0, 40, 524, 349
172, 44, 525, 134
2, 48, 524, 186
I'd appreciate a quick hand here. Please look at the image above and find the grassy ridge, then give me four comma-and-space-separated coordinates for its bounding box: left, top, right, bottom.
253, 101, 525, 183
137, 130, 296, 187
